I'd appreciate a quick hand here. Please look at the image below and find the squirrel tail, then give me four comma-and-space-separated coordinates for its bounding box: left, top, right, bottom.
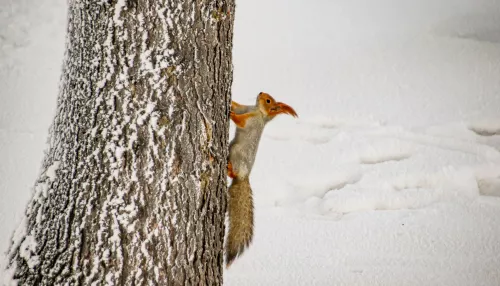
226, 177, 254, 267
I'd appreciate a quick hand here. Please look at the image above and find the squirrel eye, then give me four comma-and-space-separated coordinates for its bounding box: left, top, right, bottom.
266, 99, 271, 104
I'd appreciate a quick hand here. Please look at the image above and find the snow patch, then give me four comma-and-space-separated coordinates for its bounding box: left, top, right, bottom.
44, 161, 60, 182
478, 177, 500, 197
320, 167, 480, 214
281, 166, 363, 205
358, 140, 415, 164
113, 0, 126, 27
474, 165, 500, 197
18, 235, 39, 269
299, 115, 383, 129
468, 119, 500, 136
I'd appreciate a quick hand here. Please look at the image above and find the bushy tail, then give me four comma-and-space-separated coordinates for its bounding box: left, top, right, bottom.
226, 177, 254, 267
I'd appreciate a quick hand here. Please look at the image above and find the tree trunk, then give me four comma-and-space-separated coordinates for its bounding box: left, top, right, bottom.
4, 0, 234, 284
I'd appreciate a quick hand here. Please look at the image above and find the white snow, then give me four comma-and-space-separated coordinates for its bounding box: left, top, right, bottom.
44, 161, 60, 182
112, 0, 127, 27
18, 235, 38, 270
469, 119, 500, 136
1, 0, 500, 285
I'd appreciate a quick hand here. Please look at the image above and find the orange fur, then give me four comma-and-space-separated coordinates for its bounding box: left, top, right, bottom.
230, 111, 256, 128
231, 101, 243, 110
227, 161, 236, 178
256, 93, 298, 118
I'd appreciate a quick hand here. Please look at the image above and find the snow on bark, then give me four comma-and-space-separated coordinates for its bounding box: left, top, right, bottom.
4, 0, 234, 285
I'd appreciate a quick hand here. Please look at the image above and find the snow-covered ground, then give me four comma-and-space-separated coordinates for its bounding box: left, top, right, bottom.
1, 0, 500, 285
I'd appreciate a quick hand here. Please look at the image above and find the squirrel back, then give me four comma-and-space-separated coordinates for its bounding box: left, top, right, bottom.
228, 114, 265, 179
226, 177, 253, 266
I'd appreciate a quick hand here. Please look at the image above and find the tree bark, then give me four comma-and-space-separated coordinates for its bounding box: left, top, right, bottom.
4, 0, 234, 284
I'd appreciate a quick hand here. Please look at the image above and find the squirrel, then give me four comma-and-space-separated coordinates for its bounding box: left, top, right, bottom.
225, 92, 298, 267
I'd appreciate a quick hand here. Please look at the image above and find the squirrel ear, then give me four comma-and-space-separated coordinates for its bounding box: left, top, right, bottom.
274, 102, 298, 118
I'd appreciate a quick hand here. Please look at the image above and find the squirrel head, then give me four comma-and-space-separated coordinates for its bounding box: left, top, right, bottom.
256, 92, 298, 119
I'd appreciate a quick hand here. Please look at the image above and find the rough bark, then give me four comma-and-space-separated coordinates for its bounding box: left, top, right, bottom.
5, 0, 234, 284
